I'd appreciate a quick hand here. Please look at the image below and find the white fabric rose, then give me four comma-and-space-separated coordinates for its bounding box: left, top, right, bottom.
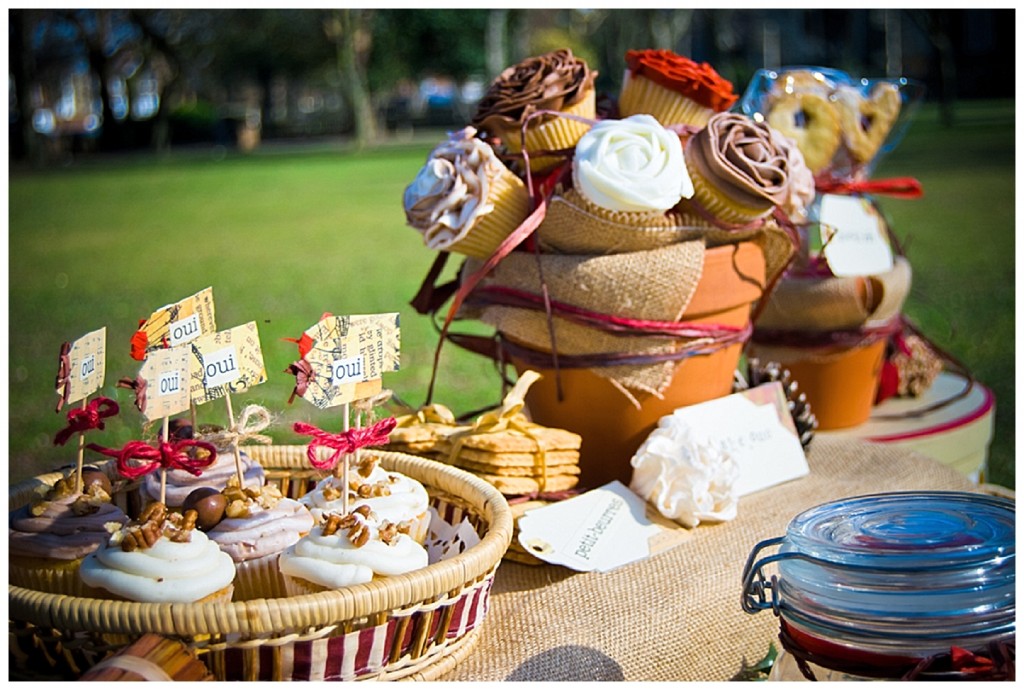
628, 412, 739, 528
573, 114, 694, 213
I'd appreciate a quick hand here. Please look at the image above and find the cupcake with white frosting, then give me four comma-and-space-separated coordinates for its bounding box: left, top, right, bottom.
299, 452, 431, 544
404, 126, 529, 260
79, 502, 235, 603
538, 114, 696, 253
279, 505, 428, 594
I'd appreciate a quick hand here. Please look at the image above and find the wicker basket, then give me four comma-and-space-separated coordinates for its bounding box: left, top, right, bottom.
8, 447, 514, 681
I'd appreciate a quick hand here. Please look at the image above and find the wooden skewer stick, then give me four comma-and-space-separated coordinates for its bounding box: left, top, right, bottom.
74, 396, 89, 494
160, 416, 170, 504
342, 401, 351, 515
224, 393, 245, 488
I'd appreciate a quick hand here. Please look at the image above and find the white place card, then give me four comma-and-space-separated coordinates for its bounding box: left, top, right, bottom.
670, 382, 809, 497
516, 481, 691, 573
819, 193, 894, 277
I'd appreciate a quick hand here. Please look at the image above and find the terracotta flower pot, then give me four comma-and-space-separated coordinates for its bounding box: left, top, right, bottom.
751, 338, 887, 431
510, 241, 767, 490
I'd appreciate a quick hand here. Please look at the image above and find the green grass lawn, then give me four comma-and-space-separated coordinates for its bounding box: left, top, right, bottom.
8, 100, 1014, 490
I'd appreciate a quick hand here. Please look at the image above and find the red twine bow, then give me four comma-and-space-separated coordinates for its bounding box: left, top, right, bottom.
814, 175, 924, 199
117, 375, 148, 414
54, 341, 72, 413
90, 438, 218, 480
284, 359, 314, 404
293, 417, 397, 471
53, 397, 120, 446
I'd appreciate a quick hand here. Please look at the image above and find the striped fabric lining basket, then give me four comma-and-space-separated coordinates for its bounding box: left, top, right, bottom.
8, 447, 514, 681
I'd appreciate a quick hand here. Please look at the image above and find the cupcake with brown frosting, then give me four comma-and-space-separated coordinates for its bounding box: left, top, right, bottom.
682, 112, 791, 224
618, 49, 738, 127
404, 126, 529, 259
472, 48, 597, 173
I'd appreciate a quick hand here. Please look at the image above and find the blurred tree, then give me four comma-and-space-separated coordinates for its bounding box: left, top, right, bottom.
368, 9, 490, 87
325, 9, 376, 148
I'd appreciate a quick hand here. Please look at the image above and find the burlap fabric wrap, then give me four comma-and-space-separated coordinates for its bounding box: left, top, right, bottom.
460, 224, 793, 399
438, 437, 989, 682
753, 256, 912, 362
537, 186, 770, 256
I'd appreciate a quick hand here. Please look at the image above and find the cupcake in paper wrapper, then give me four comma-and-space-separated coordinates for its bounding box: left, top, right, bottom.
537, 114, 695, 254
205, 483, 314, 601
618, 49, 738, 128
404, 126, 529, 260
78, 503, 236, 604
472, 48, 597, 173
9, 475, 128, 597
683, 112, 791, 224
279, 505, 429, 595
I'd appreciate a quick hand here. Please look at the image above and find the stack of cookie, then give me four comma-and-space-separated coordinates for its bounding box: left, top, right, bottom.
436, 372, 583, 566
439, 423, 582, 497
381, 403, 460, 461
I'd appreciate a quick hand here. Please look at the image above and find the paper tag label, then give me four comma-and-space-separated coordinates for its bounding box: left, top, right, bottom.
201, 345, 240, 388
168, 313, 202, 346
331, 355, 365, 385
137, 345, 191, 421
516, 481, 691, 572
65, 327, 106, 404
139, 287, 216, 354
188, 322, 267, 405
671, 383, 809, 496
819, 194, 894, 276
300, 313, 400, 408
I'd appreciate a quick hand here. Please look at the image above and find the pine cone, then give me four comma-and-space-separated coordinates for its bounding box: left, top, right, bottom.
739, 358, 818, 451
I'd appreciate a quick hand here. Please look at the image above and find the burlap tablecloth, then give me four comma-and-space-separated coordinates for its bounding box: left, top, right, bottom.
438, 436, 986, 682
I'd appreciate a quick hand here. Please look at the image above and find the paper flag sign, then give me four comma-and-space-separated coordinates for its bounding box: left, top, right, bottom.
136, 345, 191, 421
299, 313, 400, 409
56, 327, 107, 408
188, 322, 267, 405
136, 286, 217, 355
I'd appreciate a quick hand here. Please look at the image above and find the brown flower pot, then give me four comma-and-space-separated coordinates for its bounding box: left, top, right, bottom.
510, 241, 767, 490
752, 339, 887, 432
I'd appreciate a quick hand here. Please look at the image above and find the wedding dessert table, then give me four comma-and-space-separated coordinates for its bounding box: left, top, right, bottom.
436, 436, 990, 682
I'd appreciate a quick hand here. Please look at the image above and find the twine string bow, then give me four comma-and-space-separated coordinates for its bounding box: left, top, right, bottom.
446, 370, 552, 491
393, 402, 458, 428
198, 404, 274, 449
293, 416, 398, 471
54, 397, 120, 447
